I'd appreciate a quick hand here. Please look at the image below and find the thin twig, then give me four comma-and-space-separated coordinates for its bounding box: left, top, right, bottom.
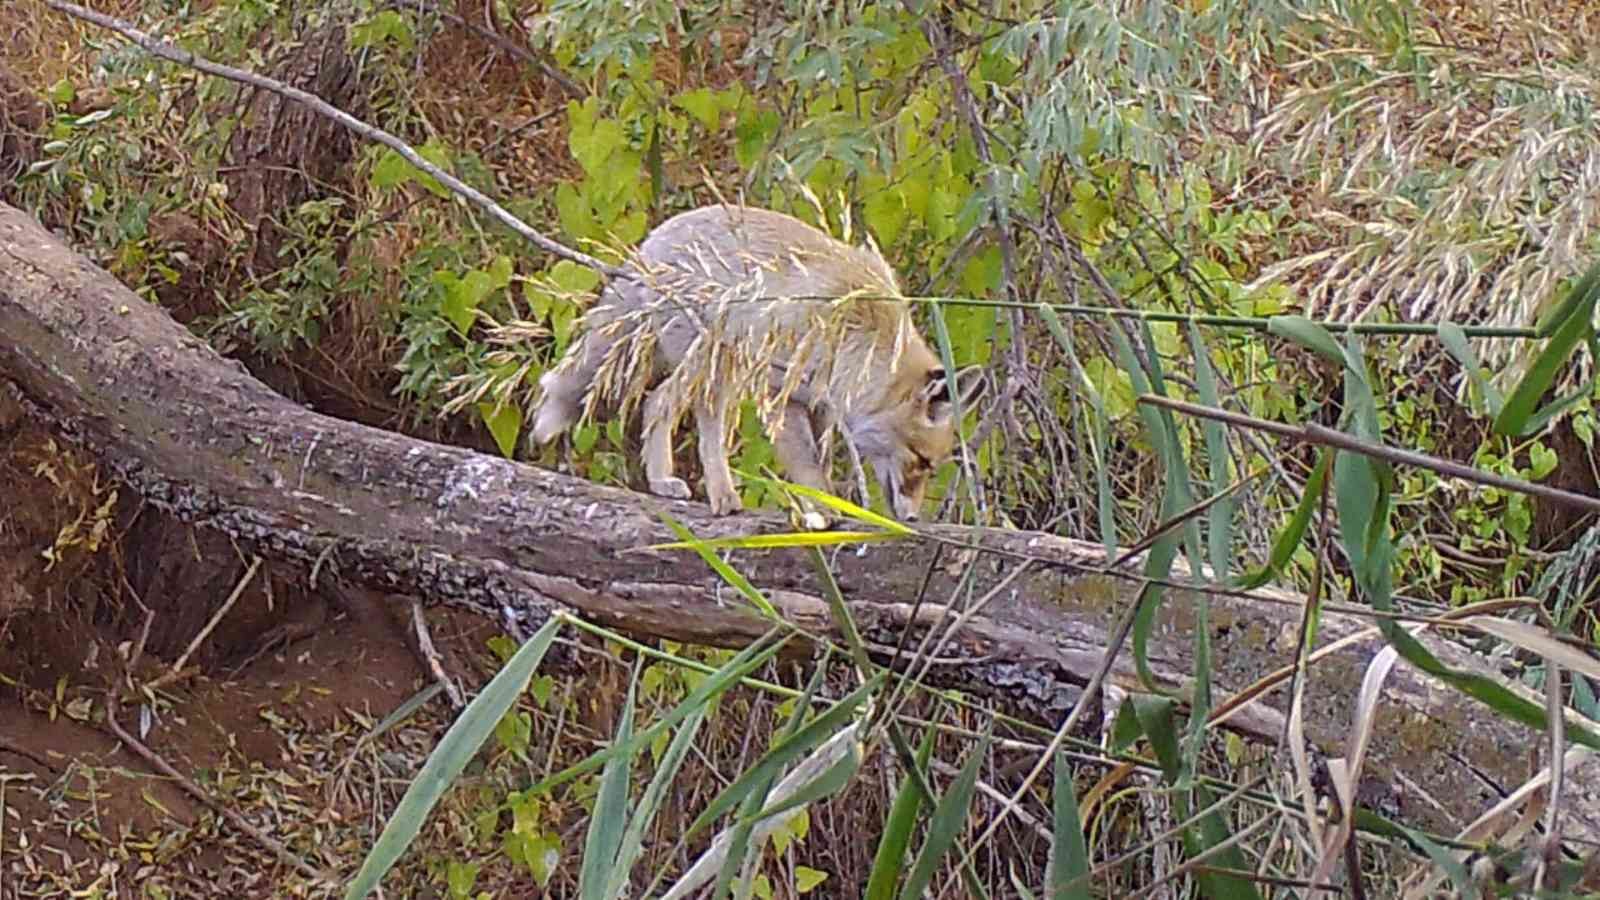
44, 0, 627, 280
167, 555, 261, 679
103, 696, 331, 882
1139, 394, 1600, 515
410, 597, 465, 708
1537, 663, 1567, 892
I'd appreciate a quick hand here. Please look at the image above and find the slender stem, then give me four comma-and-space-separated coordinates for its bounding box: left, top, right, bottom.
886, 295, 1538, 339
726, 293, 1541, 339
1140, 394, 1600, 515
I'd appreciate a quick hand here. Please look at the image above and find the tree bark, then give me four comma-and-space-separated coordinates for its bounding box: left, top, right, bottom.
1, 202, 1594, 842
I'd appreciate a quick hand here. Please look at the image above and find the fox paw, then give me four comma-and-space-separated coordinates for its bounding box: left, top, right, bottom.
801, 510, 831, 531
707, 489, 743, 516
649, 477, 692, 500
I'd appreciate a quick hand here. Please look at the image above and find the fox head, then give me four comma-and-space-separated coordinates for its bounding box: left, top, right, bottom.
849, 363, 986, 521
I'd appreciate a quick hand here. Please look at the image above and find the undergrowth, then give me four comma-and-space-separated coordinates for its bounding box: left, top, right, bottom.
6, 0, 1600, 896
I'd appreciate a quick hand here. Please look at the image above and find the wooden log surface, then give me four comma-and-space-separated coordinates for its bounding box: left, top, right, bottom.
1, 201, 1595, 842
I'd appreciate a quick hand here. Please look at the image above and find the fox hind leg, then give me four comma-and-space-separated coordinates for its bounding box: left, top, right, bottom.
693, 392, 742, 515
642, 379, 691, 500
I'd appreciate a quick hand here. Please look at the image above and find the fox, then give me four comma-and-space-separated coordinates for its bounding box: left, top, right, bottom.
530, 203, 984, 522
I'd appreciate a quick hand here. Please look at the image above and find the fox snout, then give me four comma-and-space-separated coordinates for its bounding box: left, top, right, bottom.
877, 458, 930, 523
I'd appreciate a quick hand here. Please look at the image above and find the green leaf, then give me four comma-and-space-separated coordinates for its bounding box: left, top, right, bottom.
571, 115, 626, 176
579, 667, 636, 900
734, 106, 781, 170
549, 259, 602, 294
1267, 315, 1343, 365
654, 514, 778, 619
1234, 450, 1330, 590
345, 616, 564, 899
675, 87, 723, 131
369, 140, 452, 198
351, 9, 416, 50
1496, 288, 1597, 436
371, 148, 416, 191
1049, 749, 1093, 900
1438, 322, 1503, 416
795, 867, 829, 893
441, 268, 497, 335
959, 245, 1003, 297
478, 402, 522, 459
487, 255, 514, 290
686, 675, 884, 841
865, 726, 936, 900
554, 182, 594, 242
1527, 442, 1558, 480
897, 727, 991, 900
47, 78, 76, 106
863, 186, 909, 248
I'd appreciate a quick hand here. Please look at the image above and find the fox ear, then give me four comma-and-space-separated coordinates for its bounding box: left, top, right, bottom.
924, 364, 986, 422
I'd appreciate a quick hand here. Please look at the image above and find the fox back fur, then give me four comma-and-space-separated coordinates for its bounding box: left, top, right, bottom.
530, 204, 983, 521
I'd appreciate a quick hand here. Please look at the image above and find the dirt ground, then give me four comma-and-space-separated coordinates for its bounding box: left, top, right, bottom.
0, 389, 513, 897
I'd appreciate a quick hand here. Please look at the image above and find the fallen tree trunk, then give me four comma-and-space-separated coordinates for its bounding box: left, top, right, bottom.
1, 202, 1594, 841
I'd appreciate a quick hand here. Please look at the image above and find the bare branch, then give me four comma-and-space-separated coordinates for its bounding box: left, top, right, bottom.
42, 0, 627, 280
1140, 394, 1600, 515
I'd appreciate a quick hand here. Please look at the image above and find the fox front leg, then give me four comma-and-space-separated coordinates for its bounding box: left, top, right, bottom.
770, 402, 833, 531
641, 380, 691, 501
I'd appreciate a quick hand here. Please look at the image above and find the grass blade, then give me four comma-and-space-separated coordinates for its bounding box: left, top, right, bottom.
744, 735, 862, 826
1233, 449, 1330, 590
603, 705, 709, 898
1048, 748, 1093, 900
579, 662, 638, 900
1496, 287, 1597, 436
1112, 327, 1191, 692
865, 725, 937, 900
686, 673, 886, 841
1267, 314, 1344, 364
1437, 322, 1504, 416
738, 472, 915, 535
1130, 697, 1262, 900
1042, 304, 1118, 554
1187, 322, 1232, 582
1533, 257, 1600, 338
345, 615, 563, 899
645, 529, 907, 552
529, 631, 792, 796
897, 727, 992, 900
655, 513, 778, 619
